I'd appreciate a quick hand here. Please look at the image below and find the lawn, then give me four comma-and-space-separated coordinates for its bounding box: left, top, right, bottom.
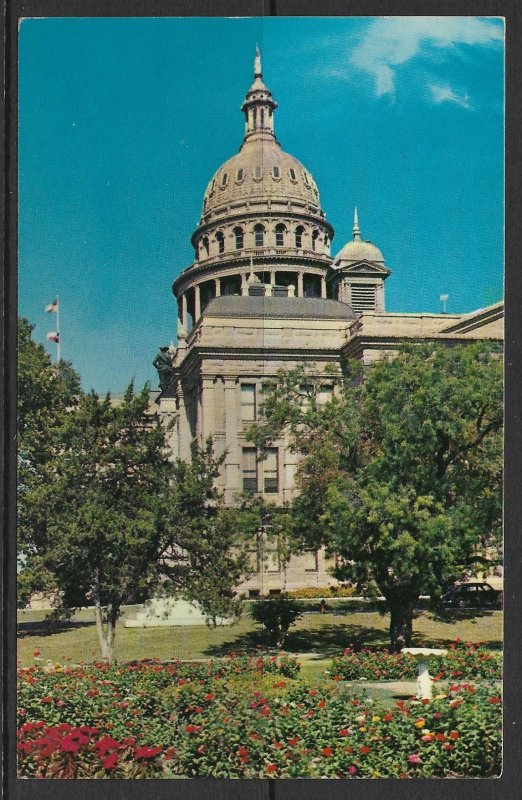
17, 605, 502, 666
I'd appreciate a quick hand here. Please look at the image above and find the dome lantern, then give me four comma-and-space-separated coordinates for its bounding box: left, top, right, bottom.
240, 46, 278, 142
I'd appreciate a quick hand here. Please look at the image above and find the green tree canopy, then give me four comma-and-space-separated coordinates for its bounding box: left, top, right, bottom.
17, 319, 247, 660
250, 343, 503, 651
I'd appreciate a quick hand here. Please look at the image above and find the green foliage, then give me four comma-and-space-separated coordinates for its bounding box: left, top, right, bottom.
329, 642, 502, 682
18, 658, 501, 778
250, 596, 303, 646
17, 319, 247, 659
250, 344, 503, 650
17, 319, 82, 607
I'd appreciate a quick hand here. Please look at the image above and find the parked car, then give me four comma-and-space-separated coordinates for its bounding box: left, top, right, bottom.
440, 582, 502, 610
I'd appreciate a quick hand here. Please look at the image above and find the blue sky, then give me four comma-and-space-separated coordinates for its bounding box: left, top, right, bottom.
18, 16, 504, 394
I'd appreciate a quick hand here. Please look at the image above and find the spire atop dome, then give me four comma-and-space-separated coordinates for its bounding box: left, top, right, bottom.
353, 207, 361, 241
240, 50, 278, 144
254, 44, 262, 78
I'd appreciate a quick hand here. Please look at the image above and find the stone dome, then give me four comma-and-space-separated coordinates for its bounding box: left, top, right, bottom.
332, 208, 385, 267
202, 138, 322, 220
333, 238, 385, 266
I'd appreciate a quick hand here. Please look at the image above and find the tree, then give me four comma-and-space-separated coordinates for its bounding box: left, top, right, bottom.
250, 595, 303, 647
17, 318, 82, 606
249, 344, 503, 652
30, 386, 247, 661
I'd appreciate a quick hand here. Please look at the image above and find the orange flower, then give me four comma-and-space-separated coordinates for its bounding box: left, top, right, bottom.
449, 731, 460, 740
359, 745, 371, 755
266, 764, 277, 774
322, 747, 333, 757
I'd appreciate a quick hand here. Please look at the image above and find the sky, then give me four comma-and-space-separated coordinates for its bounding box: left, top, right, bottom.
18, 16, 504, 395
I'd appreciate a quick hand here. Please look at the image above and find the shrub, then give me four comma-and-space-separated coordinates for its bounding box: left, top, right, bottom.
286, 586, 357, 599
249, 596, 303, 646
329, 641, 502, 682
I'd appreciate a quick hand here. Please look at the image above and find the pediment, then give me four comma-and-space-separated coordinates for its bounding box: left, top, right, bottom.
336, 260, 390, 276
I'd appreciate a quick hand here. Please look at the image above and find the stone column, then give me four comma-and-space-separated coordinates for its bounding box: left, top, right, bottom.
200, 377, 215, 444
321, 276, 327, 298
215, 277, 221, 297
176, 385, 192, 462
224, 377, 240, 504
180, 293, 188, 327
194, 284, 201, 320
297, 272, 304, 298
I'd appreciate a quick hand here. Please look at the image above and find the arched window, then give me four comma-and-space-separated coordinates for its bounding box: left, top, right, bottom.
201, 236, 209, 258
289, 168, 297, 181
233, 226, 244, 250
275, 223, 286, 247
254, 224, 265, 247
295, 226, 305, 249
236, 168, 244, 182
253, 165, 262, 180
221, 173, 228, 187
324, 233, 329, 247
272, 166, 280, 179
302, 171, 310, 187
312, 230, 320, 251
260, 109, 265, 128
216, 231, 225, 254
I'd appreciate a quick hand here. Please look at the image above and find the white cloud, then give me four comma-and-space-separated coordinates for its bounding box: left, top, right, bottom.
429, 83, 471, 108
347, 17, 503, 96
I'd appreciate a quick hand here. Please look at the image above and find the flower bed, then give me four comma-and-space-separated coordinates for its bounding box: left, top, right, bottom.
17, 655, 501, 779
329, 641, 502, 682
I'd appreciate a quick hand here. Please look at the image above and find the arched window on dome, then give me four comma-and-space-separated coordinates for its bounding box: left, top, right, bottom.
295, 226, 305, 249
275, 224, 286, 248
201, 236, 210, 258
253, 165, 263, 180
236, 168, 244, 183
216, 231, 225, 254
272, 166, 280, 179
254, 224, 265, 248
289, 168, 297, 182
312, 230, 320, 251
302, 171, 310, 187
233, 226, 244, 250
260, 109, 265, 128
221, 173, 228, 188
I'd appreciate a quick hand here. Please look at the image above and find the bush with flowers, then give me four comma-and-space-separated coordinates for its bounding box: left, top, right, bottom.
329, 641, 501, 683
18, 652, 501, 779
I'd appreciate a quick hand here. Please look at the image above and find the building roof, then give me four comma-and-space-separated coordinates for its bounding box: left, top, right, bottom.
203, 295, 357, 320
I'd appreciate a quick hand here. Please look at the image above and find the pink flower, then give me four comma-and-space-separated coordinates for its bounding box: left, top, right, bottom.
408, 753, 422, 764
348, 765, 357, 775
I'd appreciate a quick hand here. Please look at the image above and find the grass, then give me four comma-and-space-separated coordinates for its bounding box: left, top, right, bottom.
17, 605, 502, 667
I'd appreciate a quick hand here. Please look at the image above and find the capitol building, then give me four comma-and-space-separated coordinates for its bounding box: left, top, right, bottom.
154, 50, 503, 595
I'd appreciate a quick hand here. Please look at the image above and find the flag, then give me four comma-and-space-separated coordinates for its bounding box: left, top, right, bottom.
45, 299, 58, 313
46, 332, 59, 343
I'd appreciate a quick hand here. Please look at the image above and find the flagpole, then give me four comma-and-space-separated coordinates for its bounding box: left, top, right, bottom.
56, 295, 61, 362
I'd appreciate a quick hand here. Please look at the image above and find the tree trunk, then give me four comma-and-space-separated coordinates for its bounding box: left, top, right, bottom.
388, 600, 415, 653
93, 586, 117, 662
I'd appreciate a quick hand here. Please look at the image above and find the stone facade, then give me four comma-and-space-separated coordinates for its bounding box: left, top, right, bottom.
154, 51, 504, 596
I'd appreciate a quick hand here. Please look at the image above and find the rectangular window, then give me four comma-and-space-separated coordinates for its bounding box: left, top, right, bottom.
318, 385, 333, 404
264, 447, 279, 493
242, 447, 258, 493
241, 383, 256, 421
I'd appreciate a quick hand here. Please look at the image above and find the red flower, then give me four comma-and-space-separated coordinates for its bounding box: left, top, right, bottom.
266, 763, 277, 774
359, 745, 371, 755
204, 693, 215, 701
40, 697, 53, 704
94, 736, 121, 755
101, 753, 118, 770
288, 736, 299, 746
318, 700, 326, 708
260, 707, 271, 717
274, 741, 283, 749
237, 746, 249, 757
383, 714, 393, 722
488, 697, 501, 704
435, 733, 446, 741
33, 650, 41, 658
185, 724, 201, 734
339, 729, 350, 737
135, 745, 163, 759
449, 731, 460, 740
322, 747, 333, 757
197, 744, 207, 754
60, 737, 80, 754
